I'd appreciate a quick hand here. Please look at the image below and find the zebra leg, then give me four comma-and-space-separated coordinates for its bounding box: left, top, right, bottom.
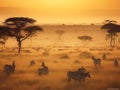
82, 78, 85, 81
74, 80, 76, 84
99, 62, 101, 66
68, 78, 71, 83
94, 63, 97, 67
5, 72, 10, 77
78, 79, 82, 83
99, 63, 100, 66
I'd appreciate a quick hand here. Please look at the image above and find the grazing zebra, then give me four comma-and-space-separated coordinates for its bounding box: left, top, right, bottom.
3, 61, 16, 75
114, 59, 119, 67
67, 71, 91, 83
41, 62, 48, 69
92, 56, 101, 67
102, 53, 106, 60
38, 67, 48, 75
0, 41, 5, 49
38, 62, 48, 75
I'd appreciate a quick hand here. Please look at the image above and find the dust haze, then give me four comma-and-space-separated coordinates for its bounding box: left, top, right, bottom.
0, 25, 120, 90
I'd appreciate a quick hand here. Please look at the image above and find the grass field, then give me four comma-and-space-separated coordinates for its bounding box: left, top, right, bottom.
0, 48, 120, 90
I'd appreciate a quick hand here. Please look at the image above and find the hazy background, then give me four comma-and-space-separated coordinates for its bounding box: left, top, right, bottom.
0, 0, 120, 48
5, 25, 110, 48
0, 0, 120, 24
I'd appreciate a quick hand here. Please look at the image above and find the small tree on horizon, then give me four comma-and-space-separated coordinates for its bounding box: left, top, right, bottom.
78, 35, 92, 48
4, 17, 43, 53
101, 20, 120, 48
56, 30, 65, 40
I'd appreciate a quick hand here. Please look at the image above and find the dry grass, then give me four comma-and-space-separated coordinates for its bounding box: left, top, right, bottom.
0, 50, 120, 90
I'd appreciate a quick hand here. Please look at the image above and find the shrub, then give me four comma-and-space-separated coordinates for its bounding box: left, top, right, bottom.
60, 54, 69, 59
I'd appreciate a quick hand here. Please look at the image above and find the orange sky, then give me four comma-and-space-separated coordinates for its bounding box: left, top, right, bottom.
0, 0, 120, 24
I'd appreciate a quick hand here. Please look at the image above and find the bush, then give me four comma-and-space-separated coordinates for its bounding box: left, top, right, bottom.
42, 52, 49, 56
74, 60, 81, 64
79, 51, 92, 58
21, 50, 31, 53
60, 54, 69, 59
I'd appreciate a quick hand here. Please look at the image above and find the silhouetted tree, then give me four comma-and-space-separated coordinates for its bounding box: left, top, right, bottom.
56, 30, 65, 39
4, 17, 43, 53
104, 20, 117, 24
105, 33, 118, 47
78, 35, 92, 48
101, 20, 120, 48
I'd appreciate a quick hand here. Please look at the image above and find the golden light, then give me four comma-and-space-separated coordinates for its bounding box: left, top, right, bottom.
0, 0, 120, 9
0, 0, 120, 24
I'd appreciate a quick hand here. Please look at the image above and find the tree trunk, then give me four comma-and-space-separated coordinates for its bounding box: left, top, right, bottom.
3, 42, 5, 49
110, 35, 114, 48
110, 36, 112, 47
82, 41, 85, 48
83, 40, 88, 48
18, 41, 21, 53
84, 41, 87, 48
58, 34, 61, 40
113, 36, 116, 48
110, 35, 117, 48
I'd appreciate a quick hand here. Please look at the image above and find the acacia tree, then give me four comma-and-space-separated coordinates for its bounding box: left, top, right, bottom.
104, 20, 117, 24
101, 20, 120, 48
4, 17, 43, 53
105, 33, 118, 47
78, 35, 92, 48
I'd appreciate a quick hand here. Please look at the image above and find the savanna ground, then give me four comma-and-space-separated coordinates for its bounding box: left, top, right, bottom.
0, 47, 120, 90
0, 25, 120, 90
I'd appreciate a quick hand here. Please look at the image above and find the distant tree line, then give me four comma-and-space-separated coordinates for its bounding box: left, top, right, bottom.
0, 17, 120, 53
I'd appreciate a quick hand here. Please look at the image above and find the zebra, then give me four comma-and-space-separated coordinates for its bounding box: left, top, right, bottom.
41, 62, 48, 69
114, 59, 119, 67
0, 41, 5, 49
38, 62, 49, 75
3, 61, 16, 76
67, 71, 91, 83
38, 67, 48, 75
92, 56, 101, 67
102, 53, 106, 60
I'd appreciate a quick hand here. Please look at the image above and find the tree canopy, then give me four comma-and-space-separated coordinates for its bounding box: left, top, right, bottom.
78, 35, 92, 41
3, 17, 43, 53
78, 35, 92, 48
